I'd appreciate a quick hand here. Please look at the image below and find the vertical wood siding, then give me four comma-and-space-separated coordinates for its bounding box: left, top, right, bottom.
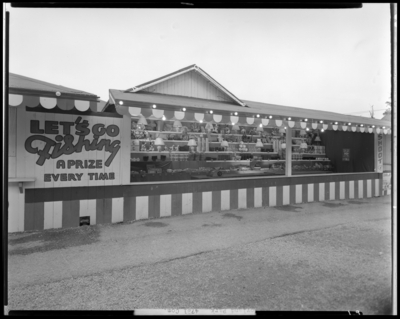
142, 70, 235, 103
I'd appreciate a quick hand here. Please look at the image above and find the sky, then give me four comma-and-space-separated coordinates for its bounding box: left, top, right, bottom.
7, 4, 392, 119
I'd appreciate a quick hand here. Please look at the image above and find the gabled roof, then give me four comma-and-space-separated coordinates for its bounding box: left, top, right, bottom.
9, 73, 98, 99
124, 64, 246, 107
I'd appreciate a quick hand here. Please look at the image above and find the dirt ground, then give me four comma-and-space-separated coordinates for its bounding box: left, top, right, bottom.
7, 196, 394, 314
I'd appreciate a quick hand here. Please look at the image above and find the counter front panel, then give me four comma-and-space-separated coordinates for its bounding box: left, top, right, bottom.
21, 172, 383, 232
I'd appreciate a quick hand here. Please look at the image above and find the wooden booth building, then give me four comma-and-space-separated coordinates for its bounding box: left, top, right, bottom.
7, 66, 392, 232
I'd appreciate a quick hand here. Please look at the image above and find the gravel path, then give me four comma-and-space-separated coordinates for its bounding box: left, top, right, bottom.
8, 218, 392, 314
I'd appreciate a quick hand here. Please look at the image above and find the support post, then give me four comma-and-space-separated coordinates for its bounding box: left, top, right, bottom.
285, 126, 292, 176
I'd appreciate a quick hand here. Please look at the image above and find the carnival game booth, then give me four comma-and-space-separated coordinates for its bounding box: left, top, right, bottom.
8, 73, 131, 233
8, 66, 392, 233
105, 65, 391, 220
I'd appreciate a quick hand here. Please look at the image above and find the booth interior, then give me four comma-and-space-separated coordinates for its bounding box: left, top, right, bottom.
129, 118, 374, 182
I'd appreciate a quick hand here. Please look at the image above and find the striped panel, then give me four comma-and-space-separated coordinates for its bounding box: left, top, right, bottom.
221, 190, 230, 210
375, 178, 381, 197
24, 202, 44, 231
344, 181, 349, 199
230, 189, 238, 210
78, 199, 97, 225
363, 180, 368, 199
295, 185, 302, 203
123, 196, 135, 222
202, 191, 212, 212
276, 186, 283, 207
182, 193, 193, 215
335, 182, 340, 201
314, 183, 319, 201
302, 184, 308, 203
193, 192, 202, 213
259, 187, 266, 206
160, 194, 172, 217
96, 198, 112, 225
212, 190, 221, 211
339, 182, 345, 200
283, 186, 290, 205
17, 173, 387, 233
254, 187, 262, 208
49, 201, 61, 228
269, 187, 277, 207
44, 202, 54, 230
247, 188, 254, 209
349, 181, 355, 199
171, 194, 182, 216
62, 200, 80, 229
358, 180, 363, 198
319, 183, 325, 202
112, 198, 124, 223
238, 189, 247, 209
87, 199, 97, 225
149, 195, 160, 219
307, 184, 314, 202
289, 185, 296, 205
329, 182, 335, 200
221, 190, 230, 211
136, 196, 149, 220
367, 180, 372, 198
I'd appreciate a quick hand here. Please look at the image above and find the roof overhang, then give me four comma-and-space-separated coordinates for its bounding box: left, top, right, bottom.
108, 89, 392, 134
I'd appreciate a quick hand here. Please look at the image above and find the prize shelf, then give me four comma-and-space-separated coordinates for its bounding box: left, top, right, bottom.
131, 151, 279, 154
134, 139, 272, 145
135, 130, 283, 138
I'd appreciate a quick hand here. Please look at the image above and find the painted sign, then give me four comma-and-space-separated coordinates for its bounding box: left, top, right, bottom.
376, 133, 383, 173
25, 116, 120, 167
342, 149, 350, 161
17, 111, 129, 187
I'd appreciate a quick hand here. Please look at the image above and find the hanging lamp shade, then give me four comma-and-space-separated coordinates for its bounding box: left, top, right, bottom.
187, 139, 197, 146
137, 116, 148, 125
314, 136, 321, 142
300, 130, 307, 136
255, 139, 263, 147
257, 125, 264, 132
173, 120, 182, 128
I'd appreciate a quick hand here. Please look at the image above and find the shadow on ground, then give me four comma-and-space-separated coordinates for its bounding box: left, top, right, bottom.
274, 205, 303, 212
8, 226, 101, 255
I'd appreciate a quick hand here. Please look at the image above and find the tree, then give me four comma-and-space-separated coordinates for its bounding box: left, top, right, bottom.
385, 100, 391, 113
